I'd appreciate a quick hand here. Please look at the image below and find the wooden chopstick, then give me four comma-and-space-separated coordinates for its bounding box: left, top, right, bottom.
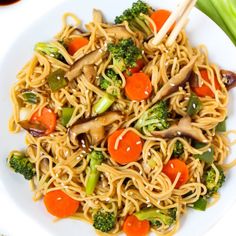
152, 0, 197, 46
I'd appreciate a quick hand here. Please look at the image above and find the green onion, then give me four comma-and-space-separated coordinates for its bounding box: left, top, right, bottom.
196, 0, 236, 45
47, 69, 68, 92
192, 197, 207, 211
60, 107, 75, 126
20, 90, 39, 104
93, 93, 115, 114
215, 118, 227, 132
187, 93, 202, 116
194, 142, 214, 164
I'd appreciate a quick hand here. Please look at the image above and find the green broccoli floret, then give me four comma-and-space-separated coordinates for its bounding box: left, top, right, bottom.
93, 210, 116, 232
173, 140, 184, 156
107, 39, 142, 72
34, 42, 64, 61
135, 207, 177, 227
99, 69, 122, 91
203, 166, 225, 198
135, 101, 170, 133
115, 0, 152, 37
8, 153, 36, 180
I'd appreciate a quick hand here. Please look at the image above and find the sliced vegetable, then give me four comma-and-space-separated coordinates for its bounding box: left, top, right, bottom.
187, 93, 202, 116
60, 107, 75, 126
47, 69, 67, 92
126, 58, 145, 76
191, 69, 220, 98
93, 93, 115, 114
162, 159, 189, 188
30, 107, 57, 135
108, 129, 143, 165
220, 69, 236, 90
67, 37, 89, 55
125, 72, 152, 101
44, 190, 80, 218
86, 151, 104, 195
193, 142, 214, 164
19, 90, 39, 104
192, 197, 207, 211
34, 42, 64, 60
18, 120, 47, 137
215, 118, 226, 132
150, 9, 175, 33
123, 215, 150, 236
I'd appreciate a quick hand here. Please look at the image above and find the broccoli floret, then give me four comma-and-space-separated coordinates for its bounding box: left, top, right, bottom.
93, 210, 116, 232
86, 151, 105, 195
99, 69, 122, 91
34, 42, 64, 61
135, 101, 170, 133
8, 153, 36, 180
115, 0, 152, 37
135, 207, 177, 227
107, 39, 142, 72
150, 219, 162, 227
203, 166, 225, 198
173, 140, 184, 156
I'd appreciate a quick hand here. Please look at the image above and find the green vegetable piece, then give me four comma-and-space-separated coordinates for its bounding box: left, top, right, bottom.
8, 152, 36, 180
194, 142, 214, 164
93, 93, 115, 114
34, 42, 64, 60
115, 0, 152, 37
107, 39, 142, 72
60, 107, 75, 126
93, 210, 116, 232
187, 93, 202, 116
47, 69, 68, 92
204, 166, 225, 198
173, 140, 184, 156
135, 100, 170, 132
215, 118, 226, 132
134, 207, 177, 226
86, 151, 104, 195
192, 197, 207, 211
20, 90, 39, 104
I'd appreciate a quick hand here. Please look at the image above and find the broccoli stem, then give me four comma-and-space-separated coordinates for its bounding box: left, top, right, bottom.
135, 16, 152, 36
86, 151, 104, 195
93, 93, 115, 114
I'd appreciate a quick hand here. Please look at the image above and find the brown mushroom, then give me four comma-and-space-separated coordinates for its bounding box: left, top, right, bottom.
151, 116, 208, 143
18, 120, 47, 137
65, 49, 107, 81
69, 111, 123, 145
93, 9, 103, 24
104, 26, 132, 39
82, 65, 97, 83
220, 69, 236, 90
153, 55, 198, 103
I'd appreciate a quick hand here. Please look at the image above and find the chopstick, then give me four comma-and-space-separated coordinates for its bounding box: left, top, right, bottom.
152, 0, 198, 46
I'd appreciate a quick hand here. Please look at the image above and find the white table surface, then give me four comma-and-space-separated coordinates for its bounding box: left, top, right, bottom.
0, 0, 235, 235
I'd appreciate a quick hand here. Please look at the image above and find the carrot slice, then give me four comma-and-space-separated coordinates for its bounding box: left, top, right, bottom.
150, 9, 175, 33
108, 129, 143, 165
30, 107, 57, 135
67, 37, 89, 55
162, 159, 189, 189
123, 215, 150, 236
191, 69, 220, 98
125, 72, 152, 101
44, 190, 80, 218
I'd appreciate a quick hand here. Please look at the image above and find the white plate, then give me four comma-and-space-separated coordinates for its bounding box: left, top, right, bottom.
0, 0, 236, 236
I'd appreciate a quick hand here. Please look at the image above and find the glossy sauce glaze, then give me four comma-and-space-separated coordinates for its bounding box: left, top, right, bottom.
0, 0, 20, 6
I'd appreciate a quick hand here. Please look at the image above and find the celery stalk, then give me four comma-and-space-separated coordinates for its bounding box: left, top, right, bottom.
196, 0, 236, 45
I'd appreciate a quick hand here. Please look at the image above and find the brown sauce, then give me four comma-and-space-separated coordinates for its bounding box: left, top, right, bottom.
0, 0, 20, 6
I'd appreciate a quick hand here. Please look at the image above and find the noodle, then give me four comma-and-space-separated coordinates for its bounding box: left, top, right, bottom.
7, 5, 234, 236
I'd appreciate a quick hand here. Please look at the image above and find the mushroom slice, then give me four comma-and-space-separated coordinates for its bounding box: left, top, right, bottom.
220, 69, 236, 90
93, 9, 103, 24
65, 49, 107, 81
151, 116, 208, 143
18, 120, 47, 137
69, 111, 123, 145
153, 55, 198, 103
82, 65, 97, 83
104, 26, 132, 39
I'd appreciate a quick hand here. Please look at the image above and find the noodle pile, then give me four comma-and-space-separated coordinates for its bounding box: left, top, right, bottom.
8, 6, 232, 236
